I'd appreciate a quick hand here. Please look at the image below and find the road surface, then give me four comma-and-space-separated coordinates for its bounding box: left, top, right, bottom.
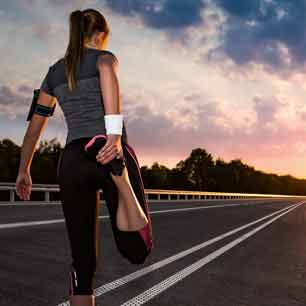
0, 198, 305, 306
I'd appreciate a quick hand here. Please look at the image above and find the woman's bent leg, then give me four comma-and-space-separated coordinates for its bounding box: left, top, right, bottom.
111, 166, 149, 232
101, 141, 154, 265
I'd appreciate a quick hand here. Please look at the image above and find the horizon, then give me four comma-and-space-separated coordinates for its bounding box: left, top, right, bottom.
2, 1, 306, 179
2, 136, 304, 182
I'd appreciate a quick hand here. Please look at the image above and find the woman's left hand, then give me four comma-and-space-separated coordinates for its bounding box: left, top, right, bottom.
96, 134, 123, 164
16, 171, 32, 201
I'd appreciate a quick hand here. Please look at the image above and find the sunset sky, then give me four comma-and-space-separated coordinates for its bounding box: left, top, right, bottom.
2, 0, 306, 178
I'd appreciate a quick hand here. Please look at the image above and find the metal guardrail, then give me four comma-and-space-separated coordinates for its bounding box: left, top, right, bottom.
1, 182, 306, 203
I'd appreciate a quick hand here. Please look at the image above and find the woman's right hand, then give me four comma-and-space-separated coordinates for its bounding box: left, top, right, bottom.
15, 170, 32, 201
96, 134, 123, 165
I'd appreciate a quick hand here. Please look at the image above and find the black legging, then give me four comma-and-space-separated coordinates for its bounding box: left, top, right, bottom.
57, 136, 153, 295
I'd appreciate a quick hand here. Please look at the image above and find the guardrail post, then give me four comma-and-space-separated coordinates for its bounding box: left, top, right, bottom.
45, 191, 50, 202
10, 189, 15, 203
168, 194, 171, 200
157, 194, 160, 200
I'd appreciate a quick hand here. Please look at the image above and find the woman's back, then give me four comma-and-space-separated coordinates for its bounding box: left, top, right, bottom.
40, 47, 128, 146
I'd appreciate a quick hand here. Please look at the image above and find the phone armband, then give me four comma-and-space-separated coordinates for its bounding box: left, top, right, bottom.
26, 89, 56, 121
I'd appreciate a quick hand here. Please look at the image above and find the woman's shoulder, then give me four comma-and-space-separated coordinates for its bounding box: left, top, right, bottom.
97, 49, 119, 66
49, 50, 118, 67
99, 49, 117, 57
47, 58, 64, 73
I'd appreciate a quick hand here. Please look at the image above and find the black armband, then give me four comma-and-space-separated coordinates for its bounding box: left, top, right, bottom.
26, 89, 56, 121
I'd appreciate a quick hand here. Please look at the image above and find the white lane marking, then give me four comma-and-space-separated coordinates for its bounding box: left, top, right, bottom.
0, 200, 294, 230
118, 201, 305, 306
149, 201, 285, 214
0, 219, 65, 229
56, 201, 303, 306
0, 202, 64, 206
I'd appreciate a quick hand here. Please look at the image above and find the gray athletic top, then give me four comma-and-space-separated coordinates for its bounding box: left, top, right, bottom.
39, 47, 128, 146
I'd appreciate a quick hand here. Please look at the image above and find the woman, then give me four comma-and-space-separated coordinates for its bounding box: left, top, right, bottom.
15, 8, 153, 306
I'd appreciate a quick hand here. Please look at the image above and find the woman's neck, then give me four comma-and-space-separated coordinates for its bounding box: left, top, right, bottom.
84, 43, 104, 51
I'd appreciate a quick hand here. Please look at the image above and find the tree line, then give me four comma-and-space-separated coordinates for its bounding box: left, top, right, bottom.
1, 137, 306, 195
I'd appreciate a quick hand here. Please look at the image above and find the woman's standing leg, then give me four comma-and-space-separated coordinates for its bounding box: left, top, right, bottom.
57, 140, 104, 306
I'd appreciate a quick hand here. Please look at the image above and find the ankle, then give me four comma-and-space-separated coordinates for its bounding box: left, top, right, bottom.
70, 294, 94, 306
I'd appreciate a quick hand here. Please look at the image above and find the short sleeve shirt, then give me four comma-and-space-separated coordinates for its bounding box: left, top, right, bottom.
40, 66, 55, 97
38, 48, 128, 146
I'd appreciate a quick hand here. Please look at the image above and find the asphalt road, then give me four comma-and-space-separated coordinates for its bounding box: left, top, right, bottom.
0, 198, 305, 306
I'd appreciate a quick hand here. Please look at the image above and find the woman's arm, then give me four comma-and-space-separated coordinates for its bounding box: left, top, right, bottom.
16, 90, 56, 200
96, 52, 124, 164
19, 91, 56, 173
97, 52, 121, 114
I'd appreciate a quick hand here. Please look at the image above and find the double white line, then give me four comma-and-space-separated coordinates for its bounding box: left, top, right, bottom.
58, 200, 305, 306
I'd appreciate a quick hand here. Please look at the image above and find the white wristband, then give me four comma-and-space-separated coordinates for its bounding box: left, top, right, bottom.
104, 114, 123, 135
